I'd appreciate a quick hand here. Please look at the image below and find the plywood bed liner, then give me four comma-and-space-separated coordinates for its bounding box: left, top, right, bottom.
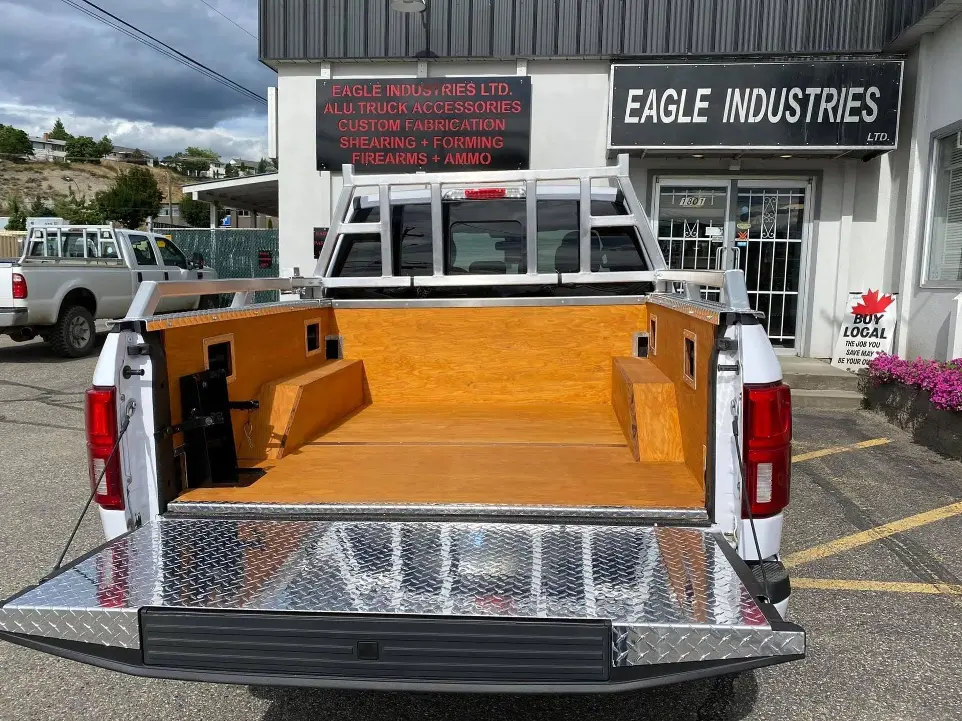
177, 404, 705, 509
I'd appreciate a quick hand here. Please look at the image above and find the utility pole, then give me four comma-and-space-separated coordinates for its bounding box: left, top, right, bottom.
167, 169, 173, 224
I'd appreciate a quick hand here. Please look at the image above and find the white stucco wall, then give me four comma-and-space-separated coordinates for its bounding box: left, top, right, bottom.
276, 59, 611, 278
896, 14, 962, 360
276, 57, 898, 358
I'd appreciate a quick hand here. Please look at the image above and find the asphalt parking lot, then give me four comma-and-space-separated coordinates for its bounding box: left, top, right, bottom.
1, 334, 961, 721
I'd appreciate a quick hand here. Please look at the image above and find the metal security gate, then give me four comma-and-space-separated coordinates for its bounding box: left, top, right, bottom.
165, 229, 280, 303
654, 179, 811, 351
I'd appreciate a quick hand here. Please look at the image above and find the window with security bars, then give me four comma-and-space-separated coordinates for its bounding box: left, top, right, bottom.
927, 132, 962, 284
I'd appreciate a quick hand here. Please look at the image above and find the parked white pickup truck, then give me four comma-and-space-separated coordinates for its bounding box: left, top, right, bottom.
0, 157, 803, 693
0, 225, 217, 357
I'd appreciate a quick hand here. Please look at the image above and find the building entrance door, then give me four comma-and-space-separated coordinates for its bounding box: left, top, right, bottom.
654, 178, 810, 351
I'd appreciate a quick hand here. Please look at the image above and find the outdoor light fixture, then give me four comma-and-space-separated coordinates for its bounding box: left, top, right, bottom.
390, 0, 426, 11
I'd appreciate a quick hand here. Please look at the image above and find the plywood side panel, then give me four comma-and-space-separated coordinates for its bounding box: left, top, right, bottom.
162, 307, 332, 452
611, 357, 684, 464
647, 308, 716, 484
329, 304, 649, 405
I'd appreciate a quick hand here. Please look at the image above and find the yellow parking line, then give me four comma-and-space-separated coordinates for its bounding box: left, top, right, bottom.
792, 437, 890, 463
793, 578, 962, 595
784, 500, 962, 568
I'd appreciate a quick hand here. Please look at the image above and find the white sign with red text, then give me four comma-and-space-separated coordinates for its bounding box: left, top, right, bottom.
831, 290, 897, 373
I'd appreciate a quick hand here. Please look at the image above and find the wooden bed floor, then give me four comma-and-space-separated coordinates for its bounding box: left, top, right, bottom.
177, 404, 705, 509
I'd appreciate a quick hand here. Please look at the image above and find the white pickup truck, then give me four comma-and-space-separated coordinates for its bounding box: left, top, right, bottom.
0, 225, 217, 357
0, 157, 803, 693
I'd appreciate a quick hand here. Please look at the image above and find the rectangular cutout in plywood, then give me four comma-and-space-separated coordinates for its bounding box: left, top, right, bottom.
683, 330, 697, 390
305, 318, 323, 357
203, 333, 236, 384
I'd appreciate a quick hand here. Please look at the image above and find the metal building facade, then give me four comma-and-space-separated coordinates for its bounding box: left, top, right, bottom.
259, 0, 953, 62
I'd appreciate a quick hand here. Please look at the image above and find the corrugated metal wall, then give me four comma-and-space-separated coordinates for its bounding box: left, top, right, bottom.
888, 0, 949, 39
260, 0, 923, 61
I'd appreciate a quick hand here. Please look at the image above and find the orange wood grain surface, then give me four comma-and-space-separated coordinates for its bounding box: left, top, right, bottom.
162, 307, 332, 451
329, 304, 648, 405
318, 403, 628, 446
179, 443, 704, 508
611, 357, 684, 463
246, 359, 364, 461
647, 307, 716, 484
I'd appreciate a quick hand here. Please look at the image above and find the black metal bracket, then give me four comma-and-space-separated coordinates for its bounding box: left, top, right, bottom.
126, 343, 150, 357
717, 338, 738, 351
718, 363, 740, 373
122, 366, 146, 379
156, 412, 225, 439
227, 400, 260, 411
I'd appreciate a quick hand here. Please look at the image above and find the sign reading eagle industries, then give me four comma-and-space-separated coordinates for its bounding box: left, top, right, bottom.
316, 77, 531, 172
608, 61, 902, 150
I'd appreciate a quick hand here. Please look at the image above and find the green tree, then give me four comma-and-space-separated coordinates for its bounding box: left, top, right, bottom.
4, 197, 26, 230
256, 157, 269, 174
48, 118, 71, 141
0, 124, 33, 157
224, 162, 239, 178
65, 135, 101, 163
52, 192, 104, 225
96, 135, 114, 158
179, 195, 211, 227
164, 147, 219, 177
28, 196, 52, 217
96, 166, 162, 228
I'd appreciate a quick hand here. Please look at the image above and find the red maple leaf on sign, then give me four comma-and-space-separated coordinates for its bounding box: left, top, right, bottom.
851, 289, 895, 316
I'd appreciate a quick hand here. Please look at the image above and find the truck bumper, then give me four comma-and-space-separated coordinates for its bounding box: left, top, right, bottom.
0, 308, 27, 328
0, 518, 804, 692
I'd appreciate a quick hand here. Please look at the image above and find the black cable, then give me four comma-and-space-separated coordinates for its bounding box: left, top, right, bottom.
732, 413, 771, 602
198, 0, 258, 40
58, 0, 263, 104
56, 0, 266, 104
45, 400, 136, 580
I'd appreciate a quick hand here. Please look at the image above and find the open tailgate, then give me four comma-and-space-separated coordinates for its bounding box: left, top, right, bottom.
0, 518, 804, 691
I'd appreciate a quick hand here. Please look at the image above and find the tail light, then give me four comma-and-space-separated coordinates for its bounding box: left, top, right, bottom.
11, 273, 27, 299
743, 382, 792, 518
85, 387, 124, 511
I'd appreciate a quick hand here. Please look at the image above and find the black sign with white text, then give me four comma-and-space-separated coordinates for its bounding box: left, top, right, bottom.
608, 61, 902, 150
316, 77, 531, 172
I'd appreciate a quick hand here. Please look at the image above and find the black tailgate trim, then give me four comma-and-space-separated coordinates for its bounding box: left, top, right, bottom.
141, 609, 611, 683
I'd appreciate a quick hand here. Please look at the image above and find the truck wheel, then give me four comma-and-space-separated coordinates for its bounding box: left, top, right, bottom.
49, 306, 96, 358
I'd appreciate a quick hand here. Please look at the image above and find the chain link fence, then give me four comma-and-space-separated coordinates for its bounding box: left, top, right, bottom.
165, 228, 280, 304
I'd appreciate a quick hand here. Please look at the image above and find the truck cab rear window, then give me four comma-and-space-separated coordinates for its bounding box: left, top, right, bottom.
333, 198, 648, 277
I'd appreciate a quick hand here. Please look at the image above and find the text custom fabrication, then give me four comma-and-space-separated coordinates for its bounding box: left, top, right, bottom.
623, 86, 882, 124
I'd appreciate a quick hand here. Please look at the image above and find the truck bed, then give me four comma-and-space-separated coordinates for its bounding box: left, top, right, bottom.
176, 404, 704, 510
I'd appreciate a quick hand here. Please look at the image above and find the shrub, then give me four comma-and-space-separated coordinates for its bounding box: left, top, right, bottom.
868, 353, 962, 412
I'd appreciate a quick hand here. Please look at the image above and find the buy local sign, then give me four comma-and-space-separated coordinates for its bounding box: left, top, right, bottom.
831, 290, 897, 373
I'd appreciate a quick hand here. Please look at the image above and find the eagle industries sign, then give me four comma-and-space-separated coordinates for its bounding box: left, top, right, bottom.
608, 61, 903, 151
316, 77, 531, 172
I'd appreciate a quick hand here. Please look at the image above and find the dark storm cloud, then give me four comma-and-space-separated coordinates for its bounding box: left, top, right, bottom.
0, 0, 273, 152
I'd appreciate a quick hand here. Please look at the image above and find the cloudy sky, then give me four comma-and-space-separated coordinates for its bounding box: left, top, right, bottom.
0, 0, 273, 160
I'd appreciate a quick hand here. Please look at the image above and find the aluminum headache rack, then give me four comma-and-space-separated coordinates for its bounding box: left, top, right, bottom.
0, 518, 803, 690
309, 153, 747, 302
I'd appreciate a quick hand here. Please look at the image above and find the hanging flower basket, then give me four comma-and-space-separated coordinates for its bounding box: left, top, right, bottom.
862, 353, 962, 459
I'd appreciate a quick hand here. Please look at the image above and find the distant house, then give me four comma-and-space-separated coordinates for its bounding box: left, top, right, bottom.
105, 146, 156, 166
30, 134, 67, 161
154, 203, 189, 228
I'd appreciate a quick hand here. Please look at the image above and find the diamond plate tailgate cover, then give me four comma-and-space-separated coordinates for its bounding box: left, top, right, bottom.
0, 518, 804, 665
